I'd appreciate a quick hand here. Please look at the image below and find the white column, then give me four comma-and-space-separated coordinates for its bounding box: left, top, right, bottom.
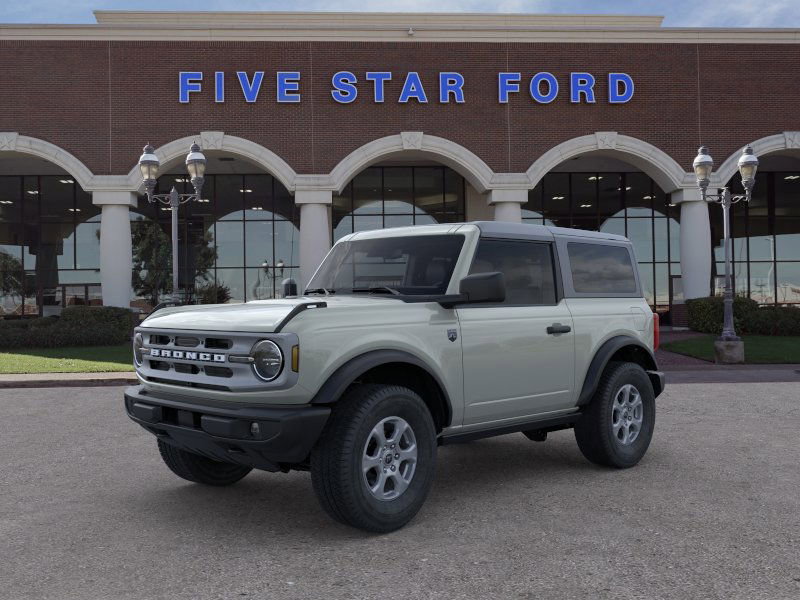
673, 188, 712, 300
94, 191, 136, 308
487, 188, 528, 222
296, 189, 332, 290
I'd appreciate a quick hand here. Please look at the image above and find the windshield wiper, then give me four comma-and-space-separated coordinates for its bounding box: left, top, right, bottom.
351, 286, 401, 295
304, 287, 334, 296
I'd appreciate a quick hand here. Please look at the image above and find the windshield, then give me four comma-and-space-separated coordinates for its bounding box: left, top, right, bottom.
306, 234, 465, 296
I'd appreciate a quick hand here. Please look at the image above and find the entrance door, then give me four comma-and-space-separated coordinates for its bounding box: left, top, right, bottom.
458, 238, 575, 426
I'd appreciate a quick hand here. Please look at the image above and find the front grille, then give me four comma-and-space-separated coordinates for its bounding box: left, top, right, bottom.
205, 366, 233, 378
146, 376, 231, 392
135, 327, 298, 393
175, 363, 200, 375
205, 337, 233, 349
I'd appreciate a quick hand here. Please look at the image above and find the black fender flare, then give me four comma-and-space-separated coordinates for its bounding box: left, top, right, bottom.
577, 335, 663, 406
310, 350, 453, 427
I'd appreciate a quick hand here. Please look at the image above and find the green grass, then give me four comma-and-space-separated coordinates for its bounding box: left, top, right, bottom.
661, 335, 800, 364
0, 344, 134, 374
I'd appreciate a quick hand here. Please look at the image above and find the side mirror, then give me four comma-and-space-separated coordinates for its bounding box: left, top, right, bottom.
458, 271, 505, 304
282, 278, 298, 297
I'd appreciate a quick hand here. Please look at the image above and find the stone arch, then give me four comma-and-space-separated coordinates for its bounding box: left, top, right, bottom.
123, 131, 298, 192
526, 132, 691, 193
328, 132, 496, 194
0, 132, 95, 190
713, 131, 800, 186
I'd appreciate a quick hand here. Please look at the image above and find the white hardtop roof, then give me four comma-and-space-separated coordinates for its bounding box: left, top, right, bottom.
341, 221, 628, 243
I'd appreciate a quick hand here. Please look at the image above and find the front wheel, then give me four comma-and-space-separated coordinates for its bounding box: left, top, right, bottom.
311, 384, 438, 533
157, 439, 252, 486
574, 362, 656, 468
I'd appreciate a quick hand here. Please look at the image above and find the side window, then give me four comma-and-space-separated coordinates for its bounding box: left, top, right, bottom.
567, 242, 637, 294
469, 239, 557, 305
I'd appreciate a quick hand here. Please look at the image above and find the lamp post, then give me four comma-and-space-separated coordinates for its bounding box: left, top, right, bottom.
259, 259, 286, 297
692, 144, 759, 361
138, 142, 206, 304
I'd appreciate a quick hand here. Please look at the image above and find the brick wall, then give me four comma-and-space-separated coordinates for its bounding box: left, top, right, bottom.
1, 39, 799, 177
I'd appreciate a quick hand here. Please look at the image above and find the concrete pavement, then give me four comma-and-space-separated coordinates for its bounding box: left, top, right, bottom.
1, 383, 798, 599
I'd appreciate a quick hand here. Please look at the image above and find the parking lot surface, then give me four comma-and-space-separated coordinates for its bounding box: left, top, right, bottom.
1, 383, 798, 600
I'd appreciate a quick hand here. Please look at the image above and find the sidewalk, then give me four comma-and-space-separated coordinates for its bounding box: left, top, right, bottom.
1, 362, 799, 389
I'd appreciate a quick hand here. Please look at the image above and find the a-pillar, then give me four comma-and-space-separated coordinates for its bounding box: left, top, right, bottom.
488, 188, 528, 222
93, 191, 137, 308
673, 188, 712, 300
296, 189, 332, 290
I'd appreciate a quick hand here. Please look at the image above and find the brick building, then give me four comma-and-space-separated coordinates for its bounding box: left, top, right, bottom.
1, 11, 799, 319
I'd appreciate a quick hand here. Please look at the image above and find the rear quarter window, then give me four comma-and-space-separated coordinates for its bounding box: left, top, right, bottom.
567, 242, 638, 294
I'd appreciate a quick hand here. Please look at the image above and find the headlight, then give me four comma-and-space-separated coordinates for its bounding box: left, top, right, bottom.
251, 340, 284, 382
133, 333, 144, 367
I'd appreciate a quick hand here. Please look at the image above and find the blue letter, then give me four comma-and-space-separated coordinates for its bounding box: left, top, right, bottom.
399, 72, 428, 103
237, 71, 264, 103
498, 72, 520, 103
570, 73, 596, 103
530, 72, 558, 104
331, 71, 358, 104
179, 71, 202, 103
214, 71, 224, 103
277, 71, 301, 103
609, 73, 634, 103
366, 72, 392, 102
439, 72, 465, 103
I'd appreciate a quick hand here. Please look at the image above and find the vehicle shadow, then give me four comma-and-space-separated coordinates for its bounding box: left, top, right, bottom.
130, 431, 611, 540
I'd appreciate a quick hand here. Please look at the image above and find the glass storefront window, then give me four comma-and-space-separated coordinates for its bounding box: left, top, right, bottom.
776, 263, 800, 304
333, 166, 466, 242
128, 173, 300, 309
542, 173, 569, 227
0, 175, 101, 316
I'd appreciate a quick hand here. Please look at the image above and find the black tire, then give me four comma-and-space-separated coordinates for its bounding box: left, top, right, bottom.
311, 384, 438, 533
574, 361, 656, 468
157, 439, 252, 486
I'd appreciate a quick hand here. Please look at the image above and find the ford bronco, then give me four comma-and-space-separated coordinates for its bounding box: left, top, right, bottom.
125, 221, 664, 532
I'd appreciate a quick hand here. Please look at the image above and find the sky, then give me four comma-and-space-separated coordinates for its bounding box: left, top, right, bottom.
1, 0, 799, 27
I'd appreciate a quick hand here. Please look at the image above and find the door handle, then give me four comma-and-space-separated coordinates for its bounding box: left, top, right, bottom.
546, 323, 571, 335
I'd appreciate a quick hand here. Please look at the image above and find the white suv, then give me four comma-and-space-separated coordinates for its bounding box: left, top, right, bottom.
125, 222, 664, 532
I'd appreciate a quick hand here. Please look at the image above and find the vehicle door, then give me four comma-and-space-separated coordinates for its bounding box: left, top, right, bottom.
457, 238, 575, 426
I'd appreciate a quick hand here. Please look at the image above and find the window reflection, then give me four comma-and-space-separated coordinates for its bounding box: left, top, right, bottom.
129, 173, 299, 311
0, 175, 100, 316
333, 166, 466, 242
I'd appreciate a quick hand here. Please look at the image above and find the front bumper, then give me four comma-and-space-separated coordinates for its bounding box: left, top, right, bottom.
124, 385, 330, 472
646, 370, 666, 398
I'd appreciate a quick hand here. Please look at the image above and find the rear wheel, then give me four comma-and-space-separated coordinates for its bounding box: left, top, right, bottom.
574, 362, 656, 468
311, 384, 437, 533
157, 439, 252, 486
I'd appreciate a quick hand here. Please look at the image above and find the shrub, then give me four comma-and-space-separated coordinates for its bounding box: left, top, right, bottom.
686, 296, 759, 335
0, 306, 135, 349
196, 282, 232, 305
686, 296, 800, 336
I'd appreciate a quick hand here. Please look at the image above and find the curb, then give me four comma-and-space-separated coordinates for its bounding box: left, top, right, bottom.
0, 374, 138, 389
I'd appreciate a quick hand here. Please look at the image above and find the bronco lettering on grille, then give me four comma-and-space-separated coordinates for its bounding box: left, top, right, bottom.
149, 348, 226, 362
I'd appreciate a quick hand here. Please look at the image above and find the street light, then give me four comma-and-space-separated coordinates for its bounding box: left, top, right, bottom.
138, 142, 206, 304
692, 145, 759, 358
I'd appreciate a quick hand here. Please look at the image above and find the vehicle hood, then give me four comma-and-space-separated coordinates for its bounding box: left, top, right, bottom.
139, 295, 401, 333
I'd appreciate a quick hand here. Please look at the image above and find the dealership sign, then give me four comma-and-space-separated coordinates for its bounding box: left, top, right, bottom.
178, 71, 634, 104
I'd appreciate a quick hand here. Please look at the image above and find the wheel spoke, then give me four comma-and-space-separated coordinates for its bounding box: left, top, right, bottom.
362, 454, 382, 473
370, 470, 387, 495
389, 471, 410, 496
